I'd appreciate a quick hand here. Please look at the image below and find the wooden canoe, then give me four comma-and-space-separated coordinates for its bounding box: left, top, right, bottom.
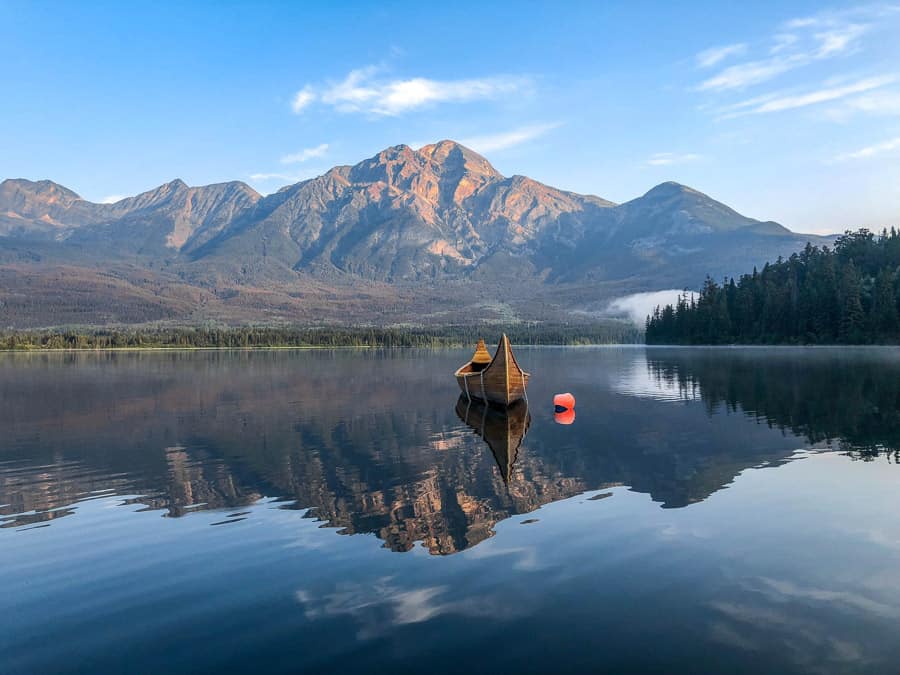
455, 334, 530, 406
455, 395, 531, 483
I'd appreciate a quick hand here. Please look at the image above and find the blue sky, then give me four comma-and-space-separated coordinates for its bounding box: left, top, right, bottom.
2, 1, 899, 234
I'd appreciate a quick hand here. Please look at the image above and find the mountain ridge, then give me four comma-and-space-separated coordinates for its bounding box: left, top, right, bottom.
0, 141, 835, 328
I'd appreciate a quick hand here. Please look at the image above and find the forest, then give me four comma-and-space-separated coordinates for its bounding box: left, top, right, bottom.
646, 228, 900, 345
0, 321, 641, 350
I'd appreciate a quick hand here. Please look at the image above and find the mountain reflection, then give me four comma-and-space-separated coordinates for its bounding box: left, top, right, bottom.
1, 348, 899, 552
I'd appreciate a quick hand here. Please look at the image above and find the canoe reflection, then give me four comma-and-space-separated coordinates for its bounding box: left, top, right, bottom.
455, 395, 531, 483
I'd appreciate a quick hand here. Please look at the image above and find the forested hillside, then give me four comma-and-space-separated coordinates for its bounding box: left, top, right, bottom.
646, 229, 900, 344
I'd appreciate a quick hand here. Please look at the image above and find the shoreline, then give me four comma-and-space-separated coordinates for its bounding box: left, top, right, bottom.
0, 343, 642, 353
2, 343, 898, 353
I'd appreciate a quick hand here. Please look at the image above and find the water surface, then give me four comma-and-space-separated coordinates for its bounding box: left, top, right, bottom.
2, 347, 900, 673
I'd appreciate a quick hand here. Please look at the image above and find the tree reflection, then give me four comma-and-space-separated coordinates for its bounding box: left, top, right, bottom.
645, 348, 900, 457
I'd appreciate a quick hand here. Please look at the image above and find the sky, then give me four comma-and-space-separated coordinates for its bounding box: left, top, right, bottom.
2, 1, 899, 235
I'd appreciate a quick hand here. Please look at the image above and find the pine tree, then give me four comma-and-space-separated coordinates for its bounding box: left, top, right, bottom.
872, 269, 899, 339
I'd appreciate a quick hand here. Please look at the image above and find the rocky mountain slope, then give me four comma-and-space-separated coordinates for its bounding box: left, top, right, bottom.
0, 141, 832, 328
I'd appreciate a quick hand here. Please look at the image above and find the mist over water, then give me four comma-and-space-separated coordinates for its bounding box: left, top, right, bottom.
605, 289, 698, 325
2, 347, 900, 674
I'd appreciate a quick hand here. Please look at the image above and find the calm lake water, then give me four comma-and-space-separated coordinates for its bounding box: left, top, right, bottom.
2, 346, 900, 674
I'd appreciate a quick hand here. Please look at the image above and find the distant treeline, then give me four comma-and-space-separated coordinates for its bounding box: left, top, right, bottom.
0, 322, 642, 350
646, 229, 900, 345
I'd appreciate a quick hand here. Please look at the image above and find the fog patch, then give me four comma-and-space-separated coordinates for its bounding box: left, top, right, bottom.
605, 289, 697, 325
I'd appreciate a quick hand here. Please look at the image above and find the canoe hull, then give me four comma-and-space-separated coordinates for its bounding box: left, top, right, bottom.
455, 334, 529, 407
456, 371, 529, 406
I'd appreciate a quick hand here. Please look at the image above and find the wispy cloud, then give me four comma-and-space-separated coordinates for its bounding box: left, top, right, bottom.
280, 143, 329, 164
291, 86, 315, 113
719, 75, 895, 118
456, 122, 561, 153
695, 11, 873, 91
248, 168, 323, 184
845, 88, 900, 115
834, 136, 900, 161
826, 88, 900, 120
698, 55, 805, 91
100, 194, 126, 204
814, 22, 868, 57
696, 43, 747, 69
290, 66, 530, 116
644, 152, 702, 166
770, 33, 799, 54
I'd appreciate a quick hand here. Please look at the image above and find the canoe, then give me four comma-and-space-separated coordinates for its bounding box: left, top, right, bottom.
455, 395, 531, 483
455, 334, 530, 406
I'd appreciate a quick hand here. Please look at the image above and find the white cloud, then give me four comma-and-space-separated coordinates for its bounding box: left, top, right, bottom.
696, 43, 747, 68
280, 143, 329, 164
696, 48, 823, 91
826, 88, 900, 120
456, 122, 561, 153
720, 75, 895, 117
644, 152, 702, 167
695, 13, 872, 92
770, 33, 799, 54
290, 66, 529, 116
846, 89, 900, 115
248, 168, 323, 184
100, 194, 126, 204
698, 53, 805, 91
834, 136, 900, 161
291, 86, 315, 113
814, 23, 868, 57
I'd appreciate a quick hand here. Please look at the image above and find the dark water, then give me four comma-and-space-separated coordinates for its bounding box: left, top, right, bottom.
2, 347, 900, 674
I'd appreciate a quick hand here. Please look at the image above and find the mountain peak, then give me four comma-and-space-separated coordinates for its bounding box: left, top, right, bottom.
1, 178, 83, 201
623, 181, 763, 235
417, 139, 470, 158
417, 140, 502, 179
643, 181, 703, 199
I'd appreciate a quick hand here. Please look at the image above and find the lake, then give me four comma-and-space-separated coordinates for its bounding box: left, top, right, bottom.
2, 346, 900, 674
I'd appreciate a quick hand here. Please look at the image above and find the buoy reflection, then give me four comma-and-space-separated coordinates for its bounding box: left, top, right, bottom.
554, 408, 576, 425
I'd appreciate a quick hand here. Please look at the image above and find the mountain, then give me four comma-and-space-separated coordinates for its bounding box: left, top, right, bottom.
189, 141, 616, 284
557, 181, 805, 285
0, 141, 833, 328
1, 177, 261, 253
0, 179, 96, 236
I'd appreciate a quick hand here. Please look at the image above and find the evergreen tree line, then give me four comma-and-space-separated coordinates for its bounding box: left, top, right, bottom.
0, 321, 642, 351
646, 229, 900, 345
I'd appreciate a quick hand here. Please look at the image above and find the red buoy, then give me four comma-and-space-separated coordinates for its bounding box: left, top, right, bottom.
553, 392, 575, 412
